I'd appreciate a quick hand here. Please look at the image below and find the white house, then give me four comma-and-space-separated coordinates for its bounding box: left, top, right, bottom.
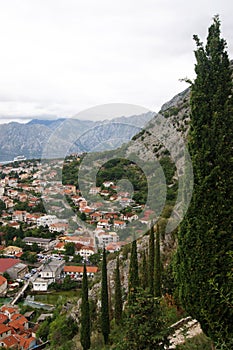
95, 231, 119, 248
40, 260, 65, 282
78, 246, 95, 260
97, 219, 111, 230
49, 222, 68, 233
12, 210, 27, 222
113, 220, 126, 230
63, 265, 98, 280
122, 213, 139, 222
89, 187, 101, 195
37, 215, 58, 228
32, 278, 51, 292
103, 181, 114, 188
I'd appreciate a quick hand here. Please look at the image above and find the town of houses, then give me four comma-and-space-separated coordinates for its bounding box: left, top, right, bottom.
0, 157, 156, 348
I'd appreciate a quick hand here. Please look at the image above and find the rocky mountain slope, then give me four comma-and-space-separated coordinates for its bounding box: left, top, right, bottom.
0, 112, 154, 162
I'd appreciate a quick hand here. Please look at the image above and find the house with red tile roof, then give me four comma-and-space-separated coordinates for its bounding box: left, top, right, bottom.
113, 220, 126, 229
8, 317, 29, 333
49, 222, 68, 233
0, 305, 36, 349
0, 314, 8, 325
106, 242, 126, 253
0, 333, 36, 350
3, 246, 23, 257
0, 259, 21, 274
19, 335, 36, 349
0, 324, 11, 340
12, 211, 27, 222
0, 334, 19, 348
90, 212, 102, 222
9, 314, 29, 330
54, 241, 65, 251
81, 207, 94, 214
0, 306, 18, 320
78, 246, 95, 260
97, 219, 111, 230
63, 265, 98, 280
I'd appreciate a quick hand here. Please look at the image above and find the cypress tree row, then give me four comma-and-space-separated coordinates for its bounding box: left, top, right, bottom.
154, 224, 161, 297
149, 226, 155, 295
114, 256, 123, 324
80, 264, 91, 350
175, 16, 233, 346
101, 247, 110, 344
128, 239, 139, 300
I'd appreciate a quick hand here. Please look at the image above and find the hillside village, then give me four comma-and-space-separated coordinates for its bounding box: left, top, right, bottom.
0, 156, 156, 293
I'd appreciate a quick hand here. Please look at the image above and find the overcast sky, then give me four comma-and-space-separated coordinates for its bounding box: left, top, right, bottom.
0, 0, 233, 123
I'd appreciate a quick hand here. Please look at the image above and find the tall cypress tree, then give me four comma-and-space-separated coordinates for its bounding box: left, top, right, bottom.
154, 224, 161, 297
101, 247, 110, 344
80, 264, 91, 350
149, 226, 155, 295
128, 239, 139, 301
114, 256, 123, 324
141, 250, 148, 290
175, 16, 233, 345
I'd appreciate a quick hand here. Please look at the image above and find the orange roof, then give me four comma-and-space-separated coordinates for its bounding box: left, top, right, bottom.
0, 313, 8, 324
82, 208, 92, 213
90, 212, 101, 217
55, 242, 65, 248
0, 323, 11, 334
50, 223, 68, 228
11, 314, 27, 322
0, 275, 7, 286
80, 245, 94, 251
1, 335, 19, 347
8, 320, 21, 330
1, 306, 17, 315
19, 335, 36, 350
0, 258, 21, 273
64, 266, 98, 273
9, 316, 28, 330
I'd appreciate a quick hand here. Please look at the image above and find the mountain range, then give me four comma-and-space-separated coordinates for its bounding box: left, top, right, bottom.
0, 112, 155, 162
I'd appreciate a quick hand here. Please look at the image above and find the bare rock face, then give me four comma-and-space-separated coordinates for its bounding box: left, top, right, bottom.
126, 87, 191, 162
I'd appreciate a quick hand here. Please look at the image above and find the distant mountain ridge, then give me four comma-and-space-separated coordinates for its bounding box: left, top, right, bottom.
0, 112, 155, 162
27, 118, 67, 129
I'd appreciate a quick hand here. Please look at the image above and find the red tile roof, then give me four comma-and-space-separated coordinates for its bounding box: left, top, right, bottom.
80, 245, 94, 251
11, 313, 26, 322
1, 306, 18, 315
1, 334, 19, 347
19, 335, 36, 350
8, 317, 27, 331
0, 258, 21, 273
0, 313, 8, 324
64, 266, 98, 273
0, 323, 11, 335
